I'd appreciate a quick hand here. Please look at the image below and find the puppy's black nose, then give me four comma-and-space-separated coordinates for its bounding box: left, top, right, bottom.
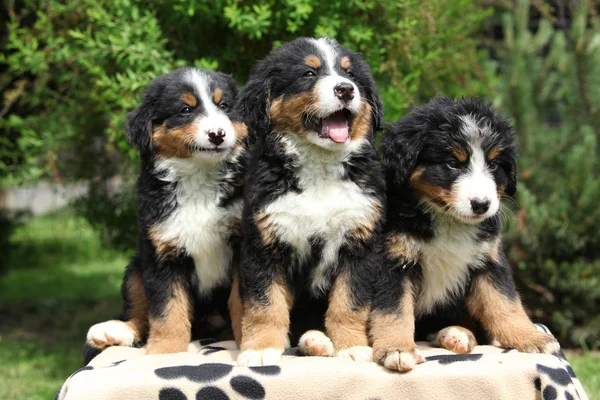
207, 128, 226, 146
334, 82, 354, 103
470, 197, 490, 215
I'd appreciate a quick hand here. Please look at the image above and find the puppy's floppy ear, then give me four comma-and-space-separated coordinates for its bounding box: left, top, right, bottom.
125, 101, 154, 153
505, 148, 518, 196
238, 70, 271, 143
368, 85, 384, 135
381, 115, 426, 186
356, 63, 383, 136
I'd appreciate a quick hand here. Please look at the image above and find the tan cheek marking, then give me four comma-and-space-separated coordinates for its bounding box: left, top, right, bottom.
488, 146, 503, 161
466, 275, 552, 352
369, 282, 417, 363
496, 184, 506, 199
152, 121, 196, 159
452, 146, 468, 163
181, 92, 197, 107
410, 167, 456, 207
340, 56, 351, 70
325, 270, 369, 351
349, 102, 372, 142
304, 55, 321, 69
213, 88, 223, 104
386, 233, 421, 263
240, 280, 294, 351
146, 282, 192, 354
232, 121, 248, 145
268, 90, 317, 135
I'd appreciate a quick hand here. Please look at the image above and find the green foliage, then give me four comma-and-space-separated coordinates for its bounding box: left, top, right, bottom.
0, 213, 126, 399
496, 0, 600, 348
1, 0, 490, 184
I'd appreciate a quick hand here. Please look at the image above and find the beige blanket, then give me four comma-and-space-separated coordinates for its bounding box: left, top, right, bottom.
57, 326, 588, 400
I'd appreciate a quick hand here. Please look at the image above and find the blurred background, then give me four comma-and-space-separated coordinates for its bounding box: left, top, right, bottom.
1, 0, 599, 398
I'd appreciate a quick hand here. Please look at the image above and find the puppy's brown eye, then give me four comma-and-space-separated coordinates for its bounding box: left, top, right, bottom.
488, 160, 499, 171
347, 70, 355, 78
218, 102, 229, 111
180, 106, 192, 115
304, 70, 316, 77
447, 159, 459, 169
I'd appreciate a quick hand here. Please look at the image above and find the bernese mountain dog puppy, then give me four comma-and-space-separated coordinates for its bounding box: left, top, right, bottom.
234, 37, 385, 366
370, 96, 560, 372
84, 68, 249, 362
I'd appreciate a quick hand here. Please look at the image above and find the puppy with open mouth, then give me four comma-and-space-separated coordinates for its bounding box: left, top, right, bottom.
370, 96, 560, 372
234, 37, 385, 366
84, 68, 249, 362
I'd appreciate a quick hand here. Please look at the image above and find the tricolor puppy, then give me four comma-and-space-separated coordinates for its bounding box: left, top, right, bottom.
370, 96, 559, 372
234, 37, 385, 366
85, 68, 249, 362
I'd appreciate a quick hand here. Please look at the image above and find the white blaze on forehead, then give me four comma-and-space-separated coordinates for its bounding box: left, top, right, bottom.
310, 38, 361, 117
459, 114, 496, 141
184, 69, 236, 151
184, 69, 220, 115
452, 115, 500, 219
313, 38, 339, 76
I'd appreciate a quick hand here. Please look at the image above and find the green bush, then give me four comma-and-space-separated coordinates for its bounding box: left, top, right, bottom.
1, 0, 491, 250
495, 0, 600, 348
1, 0, 491, 184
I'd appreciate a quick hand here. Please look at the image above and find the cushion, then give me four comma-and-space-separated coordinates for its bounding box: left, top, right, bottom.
56, 325, 588, 400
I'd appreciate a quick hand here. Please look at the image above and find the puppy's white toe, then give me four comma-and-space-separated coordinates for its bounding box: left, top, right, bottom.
298, 330, 335, 357
238, 348, 283, 367
435, 326, 476, 354
336, 346, 373, 362
86, 320, 136, 349
381, 348, 423, 372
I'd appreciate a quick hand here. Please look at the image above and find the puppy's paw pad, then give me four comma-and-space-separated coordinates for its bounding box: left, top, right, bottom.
298, 330, 334, 357
336, 346, 373, 362
380, 348, 424, 372
86, 321, 135, 349
238, 348, 283, 367
436, 326, 476, 354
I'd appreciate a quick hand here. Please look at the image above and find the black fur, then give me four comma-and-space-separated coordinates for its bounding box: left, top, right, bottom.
238, 37, 385, 346
374, 96, 519, 343
84, 68, 248, 363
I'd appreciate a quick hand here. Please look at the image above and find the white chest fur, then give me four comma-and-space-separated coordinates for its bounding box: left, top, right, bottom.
154, 159, 242, 294
415, 218, 493, 316
262, 141, 378, 293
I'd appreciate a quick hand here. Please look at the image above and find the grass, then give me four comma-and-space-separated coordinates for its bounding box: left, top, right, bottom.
0, 213, 598, 399
0, 212, 129, 399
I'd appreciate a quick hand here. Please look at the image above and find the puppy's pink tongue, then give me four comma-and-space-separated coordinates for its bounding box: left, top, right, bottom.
322, 113, 349, 143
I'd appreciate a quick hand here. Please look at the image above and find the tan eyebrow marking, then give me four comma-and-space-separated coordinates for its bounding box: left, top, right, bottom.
304, 55, 321, 69
340, 56, 351, 69
487, 146, 503, 161
180, 92, 197, 107
452, 146, 468, 163
213, 88, 223, 104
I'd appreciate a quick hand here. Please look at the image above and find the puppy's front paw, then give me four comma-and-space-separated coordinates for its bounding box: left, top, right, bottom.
336, 346, 373, 362
375, 347, 424, 372
298, 330, 334, 357
86, 320, 136, 349
237, 348, 283, 367
435, 326, 477, 354
507, 332, 560, 355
